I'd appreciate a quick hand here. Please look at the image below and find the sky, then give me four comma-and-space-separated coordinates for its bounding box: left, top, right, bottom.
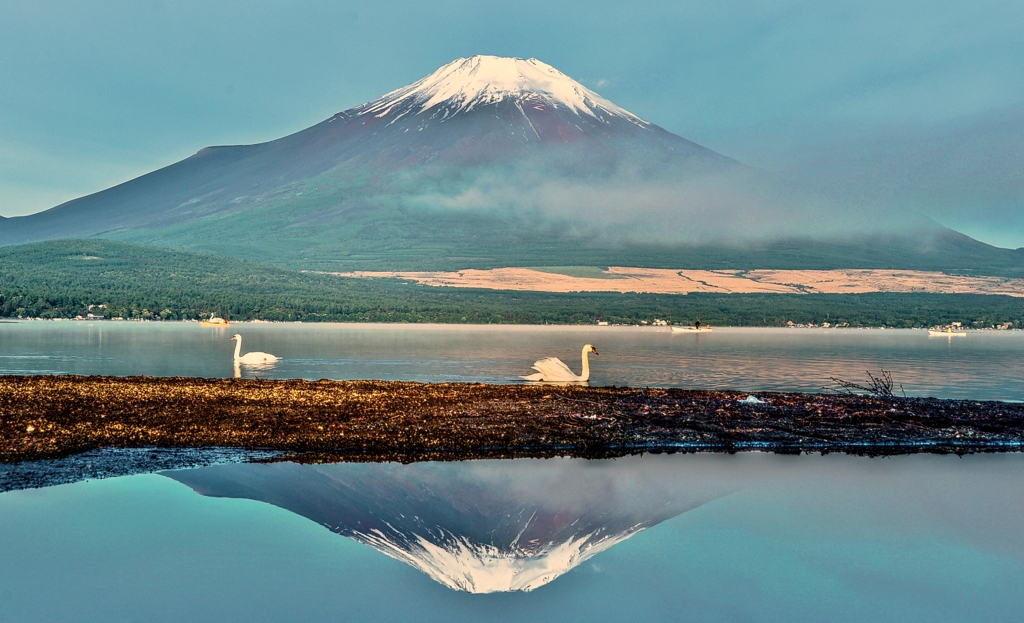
1, 0, 1022, 246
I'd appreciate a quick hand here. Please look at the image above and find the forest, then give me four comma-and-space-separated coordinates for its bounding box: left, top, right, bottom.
1, 240, 1022, 328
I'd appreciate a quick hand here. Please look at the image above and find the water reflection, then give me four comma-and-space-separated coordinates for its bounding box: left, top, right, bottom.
233, 361, 278, 379
522, 381, 590, 387
165, 458, 737, 593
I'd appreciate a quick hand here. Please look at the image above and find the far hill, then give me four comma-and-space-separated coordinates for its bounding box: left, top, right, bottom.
1, 239, 1023, 328
1, 56, 1021, 276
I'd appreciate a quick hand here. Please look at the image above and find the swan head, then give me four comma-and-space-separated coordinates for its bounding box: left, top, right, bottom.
230, 334, 241, 341
584, 344, 599, 355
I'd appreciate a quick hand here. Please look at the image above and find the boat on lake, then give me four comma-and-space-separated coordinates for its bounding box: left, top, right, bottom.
928, 327, 966, 336
200, 314, 229, 327
671, 326, 712, 333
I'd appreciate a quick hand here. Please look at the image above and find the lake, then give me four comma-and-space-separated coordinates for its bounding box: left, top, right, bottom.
1, 453, 1021, 622
3, 322, 1023, 621
1, 321, 1023, 400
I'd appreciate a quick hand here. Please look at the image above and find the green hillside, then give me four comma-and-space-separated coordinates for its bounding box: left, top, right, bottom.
115, 202, 1024, 276
0, 239, 1022, 327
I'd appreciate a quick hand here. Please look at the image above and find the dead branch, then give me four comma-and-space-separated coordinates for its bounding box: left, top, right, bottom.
827, 369, 906, 398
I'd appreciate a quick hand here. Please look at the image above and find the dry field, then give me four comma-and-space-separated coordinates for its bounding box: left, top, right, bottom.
333, 267, 1024, 296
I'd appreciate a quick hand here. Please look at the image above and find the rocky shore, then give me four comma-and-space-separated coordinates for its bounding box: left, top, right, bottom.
2, 375, 1023, 468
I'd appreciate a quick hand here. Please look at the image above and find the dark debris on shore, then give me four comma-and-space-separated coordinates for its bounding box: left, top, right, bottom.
2, 375, 1023, 467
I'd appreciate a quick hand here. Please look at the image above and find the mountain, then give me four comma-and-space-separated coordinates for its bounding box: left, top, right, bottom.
1, 55, 1021, 275
0, 57, 722, 252
165, 458, 735, 593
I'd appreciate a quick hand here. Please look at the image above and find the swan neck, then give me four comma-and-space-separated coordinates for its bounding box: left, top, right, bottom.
580, 348, 590, 381
233, 337, 242, 360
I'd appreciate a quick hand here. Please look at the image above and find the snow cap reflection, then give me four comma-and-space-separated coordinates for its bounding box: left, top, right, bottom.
165, 456, 735, 593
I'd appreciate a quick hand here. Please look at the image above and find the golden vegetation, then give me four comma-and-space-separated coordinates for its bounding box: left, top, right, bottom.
2, 376, 1023, 463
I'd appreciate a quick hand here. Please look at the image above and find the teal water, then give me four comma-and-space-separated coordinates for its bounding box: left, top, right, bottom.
1, 454, 1021, 622
1, 321, 1023, 399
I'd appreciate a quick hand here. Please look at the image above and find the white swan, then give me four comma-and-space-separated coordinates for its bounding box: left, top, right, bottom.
521, 344, 598, 382
231, 334, 280, 364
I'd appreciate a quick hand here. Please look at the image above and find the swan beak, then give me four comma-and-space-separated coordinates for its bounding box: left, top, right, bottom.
230, 336, 237, 341
592, 348, 599, 356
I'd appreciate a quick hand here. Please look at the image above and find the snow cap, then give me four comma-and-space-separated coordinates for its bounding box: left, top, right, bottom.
362, 55, 647, 125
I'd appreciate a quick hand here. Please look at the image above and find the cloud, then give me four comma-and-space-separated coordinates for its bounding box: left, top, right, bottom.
766, 105, 1024, 248
411, 158, 935, 246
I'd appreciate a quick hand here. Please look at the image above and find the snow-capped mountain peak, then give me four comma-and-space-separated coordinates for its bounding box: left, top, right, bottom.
351, 521, 648, 594
360, 55, 648, 127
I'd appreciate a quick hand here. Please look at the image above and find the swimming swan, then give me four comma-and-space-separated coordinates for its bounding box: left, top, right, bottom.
521, 344, 598, 382
231, 334, 280, 364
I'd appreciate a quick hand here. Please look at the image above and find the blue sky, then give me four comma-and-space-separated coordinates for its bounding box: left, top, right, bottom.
2, 0, 1022, 245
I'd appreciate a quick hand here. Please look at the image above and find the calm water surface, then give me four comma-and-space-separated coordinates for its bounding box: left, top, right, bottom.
2, 321, 1023, 399
1, 453, 1021, 622
4, 324, 1022, 620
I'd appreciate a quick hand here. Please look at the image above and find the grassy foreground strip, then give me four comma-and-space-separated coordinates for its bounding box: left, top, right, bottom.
2, 376, 1023, 463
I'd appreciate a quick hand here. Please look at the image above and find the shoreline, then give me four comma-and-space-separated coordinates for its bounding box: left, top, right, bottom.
4, 318, 1018, 333
3, 376, 1022, 481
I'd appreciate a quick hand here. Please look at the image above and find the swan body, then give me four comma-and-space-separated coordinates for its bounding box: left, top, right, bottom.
521, 344, 598, 382
231, 334, 280, 364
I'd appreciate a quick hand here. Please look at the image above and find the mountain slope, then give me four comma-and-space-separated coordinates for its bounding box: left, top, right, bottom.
1, 55, 1020, 276
0, 56, 723, 247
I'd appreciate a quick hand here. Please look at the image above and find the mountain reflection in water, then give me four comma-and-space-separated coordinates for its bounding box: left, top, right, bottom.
165, 458, 737, 593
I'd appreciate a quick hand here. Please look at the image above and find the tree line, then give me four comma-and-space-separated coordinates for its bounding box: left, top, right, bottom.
2, 240, 1023, 327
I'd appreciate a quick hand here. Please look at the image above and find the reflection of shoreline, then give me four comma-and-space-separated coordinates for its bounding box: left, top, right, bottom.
166, 457, 736, 592
0, 446, 283, 493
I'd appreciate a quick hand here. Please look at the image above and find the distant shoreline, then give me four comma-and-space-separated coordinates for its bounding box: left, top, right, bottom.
5, 318, 1020, 332
4, 240, 1023, 327
3, 376, 1022, 489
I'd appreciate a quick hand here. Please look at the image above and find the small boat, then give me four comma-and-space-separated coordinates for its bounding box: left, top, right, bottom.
928, 328, 966, 336
671, 326, 712, 333
200, 314, 229, 327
